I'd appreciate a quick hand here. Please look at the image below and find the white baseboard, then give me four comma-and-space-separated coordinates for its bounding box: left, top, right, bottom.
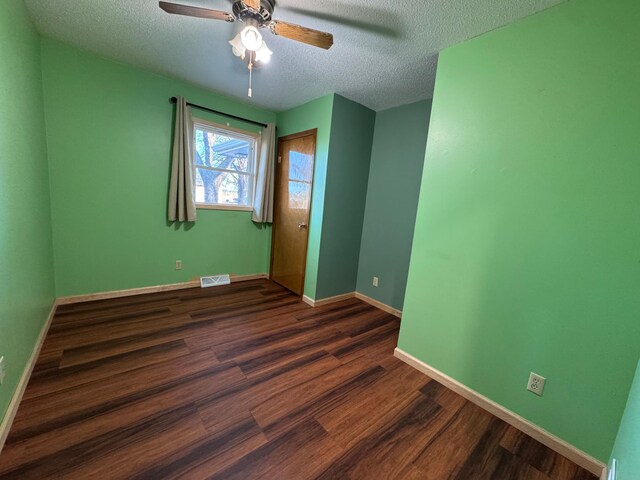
0, 301, 57, 453
302, 291, 402, 319
394, 348, 605, 477
355, 292, 402, 318
302, 292, 355, 307
56, 273, 269, 305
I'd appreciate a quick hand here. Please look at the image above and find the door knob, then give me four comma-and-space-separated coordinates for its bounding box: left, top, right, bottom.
298, 223, 307, 229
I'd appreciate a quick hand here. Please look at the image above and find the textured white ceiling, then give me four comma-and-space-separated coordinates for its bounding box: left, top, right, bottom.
24, 0, 566, 111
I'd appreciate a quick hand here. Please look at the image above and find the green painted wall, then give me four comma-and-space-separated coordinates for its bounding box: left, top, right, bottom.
41, 39, 276, 297
276, 94, 334, 300
0, 0, 55, 422
398, 0, 640, 462
316, 95, 375, 299
356, 100, 431, 309
610, 358, 640, 480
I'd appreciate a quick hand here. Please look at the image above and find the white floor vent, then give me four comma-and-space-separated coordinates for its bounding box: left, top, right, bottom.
200, 274, 231, 288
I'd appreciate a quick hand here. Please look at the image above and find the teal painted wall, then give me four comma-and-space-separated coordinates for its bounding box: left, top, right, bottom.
356, 100, 431, 310
315, 95, 376, 299
398, 0, 640, 462
610, 358, 640, 480
276, 94, 334, 300
0, 0, 55, 422
41, 39, 276, 297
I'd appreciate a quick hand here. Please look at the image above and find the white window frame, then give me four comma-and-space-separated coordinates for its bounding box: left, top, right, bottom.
192, 118, 260, 211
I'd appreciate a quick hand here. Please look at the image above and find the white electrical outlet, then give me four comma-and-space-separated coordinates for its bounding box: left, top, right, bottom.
527, 372, 546, 396
373, 276, 379, 287
175, 260, 182, 270
0, 356, 6, 385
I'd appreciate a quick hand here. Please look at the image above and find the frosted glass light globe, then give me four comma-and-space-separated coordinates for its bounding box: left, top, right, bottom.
255, 42, 273, 64
228, 32, 246, 58
240, 26, 263, 51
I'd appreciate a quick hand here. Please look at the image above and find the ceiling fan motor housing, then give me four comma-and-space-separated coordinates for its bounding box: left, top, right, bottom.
232, 0, 275, 26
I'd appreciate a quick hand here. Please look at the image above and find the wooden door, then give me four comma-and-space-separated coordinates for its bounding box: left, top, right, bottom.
270, 130, 316, 295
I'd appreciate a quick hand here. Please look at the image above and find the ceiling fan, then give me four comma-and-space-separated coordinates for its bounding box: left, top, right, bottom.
159, 0, 334, 97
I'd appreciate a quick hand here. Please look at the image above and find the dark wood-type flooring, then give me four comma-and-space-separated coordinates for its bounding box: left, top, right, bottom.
0, 280, 597, 479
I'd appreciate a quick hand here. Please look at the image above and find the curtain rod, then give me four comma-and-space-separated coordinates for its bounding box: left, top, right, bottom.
170, 97, 268, 129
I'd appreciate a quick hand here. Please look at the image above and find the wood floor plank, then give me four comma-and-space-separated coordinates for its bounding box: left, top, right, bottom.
326, 319, 399, 363
212, 314, 330, 362
481, 447, 554, 480
54, 295, 181, 322
500, 425, 590, 480
182, 306, 302, 353
452, 415, 512, 479
65, 407, 208, 480
44, 311, 190, 351
187, 291, 297, 321
294, 298, 368, 322
209, 419, 342, 480
0, 280, 597, 480
169, 287, 287, 316
232, 323, 347, 377
0, 404, 207, 480
197, 350, 343, 433
251, 355, 386, 437
49, 305, 175, 333
316, 362, 432, 449
412, 401, 495, 476
129, 417, 268, 480
54, 296, 297, 367
8, 350, 224, 442
315, 393, 445, 479
23, 340, 192, 400
28, 348, 62, 382
57, 319, 213, 367
420, 376, 468, 412
0, 361, 245, 470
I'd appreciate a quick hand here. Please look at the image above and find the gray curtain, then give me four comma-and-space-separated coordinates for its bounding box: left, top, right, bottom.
252, 123, 276, 223
168, 96, 196, 222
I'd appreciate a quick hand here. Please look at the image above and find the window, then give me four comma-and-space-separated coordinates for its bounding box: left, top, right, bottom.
193, 119, 258, 210
288, 151, 313, 210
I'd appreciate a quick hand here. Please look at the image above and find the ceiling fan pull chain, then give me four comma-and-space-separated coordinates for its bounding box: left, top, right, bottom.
248, 51, 253, 98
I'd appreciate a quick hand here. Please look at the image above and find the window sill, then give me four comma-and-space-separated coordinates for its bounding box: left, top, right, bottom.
196, 204, 254, 212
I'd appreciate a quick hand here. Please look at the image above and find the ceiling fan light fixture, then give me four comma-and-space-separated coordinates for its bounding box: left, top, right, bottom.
255, 41, 273, 64
160, 0, 334, 101
228, 32, 246, 58
240, 25, 263, 51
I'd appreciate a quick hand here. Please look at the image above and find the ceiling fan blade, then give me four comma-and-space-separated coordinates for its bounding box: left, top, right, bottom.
159, 1, 234, 22
270, 21, 334, 50
243, 0, 261, 10
277, 6, 400, 39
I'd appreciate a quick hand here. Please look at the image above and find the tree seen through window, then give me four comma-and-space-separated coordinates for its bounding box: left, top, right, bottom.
193, 124, 255, 206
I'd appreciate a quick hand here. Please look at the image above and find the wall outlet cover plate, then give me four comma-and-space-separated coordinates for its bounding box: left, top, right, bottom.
527, 372, 546, 396
0, 356, 5, 385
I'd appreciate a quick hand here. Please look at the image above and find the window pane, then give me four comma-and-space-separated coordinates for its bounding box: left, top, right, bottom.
194, 127, 252, 173
193, 123, 257, 207
288, 180, 311, 210
195, 167, 251, 206
228, 155, 251, 173
289, 151, 313, 182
